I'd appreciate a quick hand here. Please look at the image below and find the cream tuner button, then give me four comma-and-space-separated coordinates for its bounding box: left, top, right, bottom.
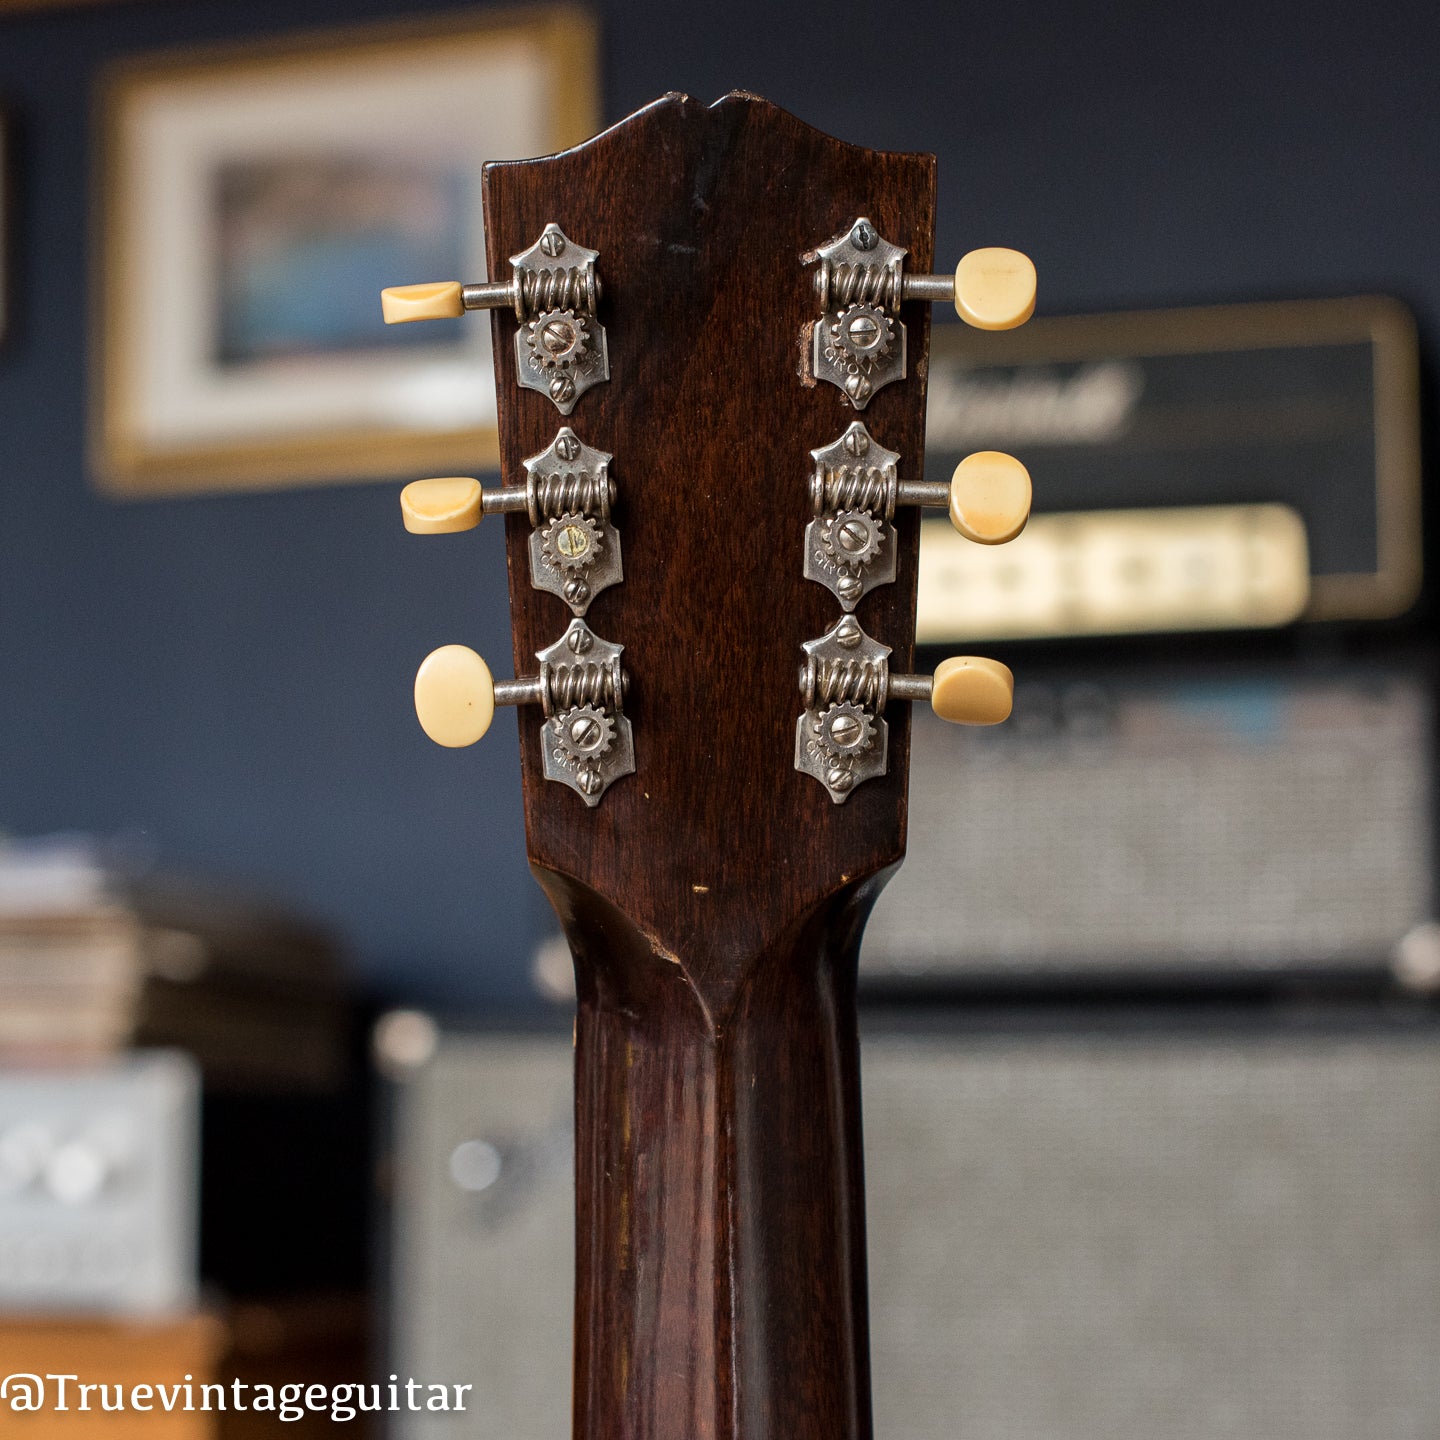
401, 478, 484, 534
929, 657, 1014, 725
414, 646, 496, 748
380, 281, 465, 324
949, 452, 1032, 545
953, 248, 1036, 330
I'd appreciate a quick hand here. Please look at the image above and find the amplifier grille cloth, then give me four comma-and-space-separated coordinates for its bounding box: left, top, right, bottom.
391, 1031, 1440, 1440
865, 677, 1431, 976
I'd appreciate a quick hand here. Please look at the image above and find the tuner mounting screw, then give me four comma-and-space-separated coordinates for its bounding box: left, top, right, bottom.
564, 578, 591, 607
566, 625, 593, 655
550, 375, 576, 405
852, 219, 878, 251
542, 314, 582, 360
539, 228, 567, 257
555, 433, 581, 462
843, 428, 870, 458
823, 509, 884, 570
571, 715, 602, 748
836, 616, 863, 649
827, 767, 855, 794
577, 768, 603, 797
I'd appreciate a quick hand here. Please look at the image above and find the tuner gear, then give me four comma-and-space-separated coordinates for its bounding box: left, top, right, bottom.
552, 704, 617, 763
526, 308, 591, 372
541, 512, 604, 573
814, 701, 877, 762
820, 509, 885, 570
828, 302, 896, 368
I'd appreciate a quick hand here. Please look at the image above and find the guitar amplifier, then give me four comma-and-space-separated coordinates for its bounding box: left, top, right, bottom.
863, 662, 1437, 988
863, 294, 1433, 989
386, 1019, 1440, 1440
917, 297, 1421, 640
0, 1052, 200, 1316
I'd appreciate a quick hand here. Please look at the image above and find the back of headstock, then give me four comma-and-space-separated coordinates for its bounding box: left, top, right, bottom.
384, 92, 1035, 1440
392, 93, 1033, 988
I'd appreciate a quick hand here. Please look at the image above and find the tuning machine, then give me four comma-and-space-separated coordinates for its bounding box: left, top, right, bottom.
381, 223, 609, 413
805, 420, 1031, 609
401, 428, 620, 617
809, 217, 1036, 407
795, 614, 1011, 803
413, 619, 634, 806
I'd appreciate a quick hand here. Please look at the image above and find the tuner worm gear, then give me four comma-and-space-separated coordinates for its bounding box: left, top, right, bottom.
540, 512, 604, 572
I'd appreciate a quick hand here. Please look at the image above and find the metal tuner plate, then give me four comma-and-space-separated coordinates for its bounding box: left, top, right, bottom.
795, 614, 891, 803
537, 620, 634, 806
804, 421, 899, 610
811, 217, 908, 408
512, 226, 610, 414
523, 428, 623, 616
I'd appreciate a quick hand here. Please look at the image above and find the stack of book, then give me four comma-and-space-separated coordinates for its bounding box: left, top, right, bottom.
0, 838, 351, 1092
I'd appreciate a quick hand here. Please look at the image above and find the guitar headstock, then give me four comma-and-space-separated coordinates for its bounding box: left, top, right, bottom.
386, 93, 1035, 1000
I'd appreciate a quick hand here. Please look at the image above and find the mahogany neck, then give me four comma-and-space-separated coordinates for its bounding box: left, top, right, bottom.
480, 93, 938, 1440
551, 877, 880, 1440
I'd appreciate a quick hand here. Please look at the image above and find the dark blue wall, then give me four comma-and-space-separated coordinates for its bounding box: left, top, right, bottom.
0, 0, 1435, 1005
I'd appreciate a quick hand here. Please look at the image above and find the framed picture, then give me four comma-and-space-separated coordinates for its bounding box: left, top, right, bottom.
0, 109, 8, 346
94, 7, 598, 497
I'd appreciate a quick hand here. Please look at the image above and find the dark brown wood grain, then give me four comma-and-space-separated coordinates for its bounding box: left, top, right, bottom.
483, 93, 935, 1440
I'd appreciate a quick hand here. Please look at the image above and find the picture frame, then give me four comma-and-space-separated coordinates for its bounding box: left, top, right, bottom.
0, 109, 8, 347
93, 7, 599, 497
